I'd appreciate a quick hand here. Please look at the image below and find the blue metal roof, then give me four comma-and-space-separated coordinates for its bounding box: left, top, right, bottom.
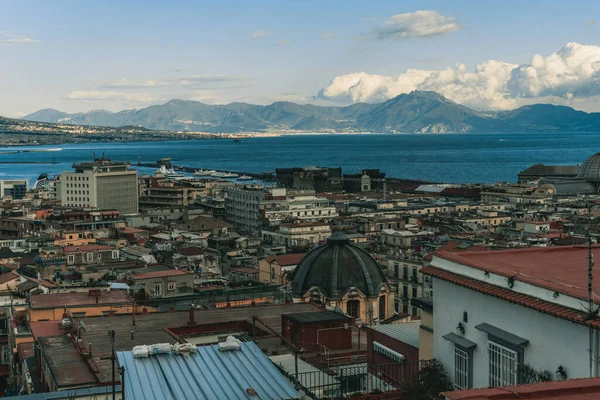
117, 342, 300, 400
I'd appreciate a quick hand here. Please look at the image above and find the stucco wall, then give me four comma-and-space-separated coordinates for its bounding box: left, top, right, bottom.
433, 278, 591, 389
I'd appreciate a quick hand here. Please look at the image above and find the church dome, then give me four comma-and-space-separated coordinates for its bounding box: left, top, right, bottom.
579, 153, 600, 181
291, 231, 388, 299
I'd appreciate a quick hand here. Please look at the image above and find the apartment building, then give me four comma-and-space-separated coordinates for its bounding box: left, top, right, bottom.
0, 180, 28, 200
59, 157, 138, 214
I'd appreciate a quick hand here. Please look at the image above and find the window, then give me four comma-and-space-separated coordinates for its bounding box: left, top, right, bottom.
67, 255, 74, 263
403, 266, 408, 280
112, 250, 119, 259
454, 347, 470, 389
271, 267, 275, 280
153, 284, 162, 296
168, 282, 176, 291
412, 268, 418, 282
86, 252, 94, 262
1, 345, 9, 365
402, 284, 408, 299
488, 341, 518, 387
412, 307, 418, 316
412, 286, 417, 298
394, 263, 399, 278
346, 299, 360, 318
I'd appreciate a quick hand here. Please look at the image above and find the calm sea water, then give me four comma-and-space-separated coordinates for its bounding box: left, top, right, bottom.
0, 133, 598, 184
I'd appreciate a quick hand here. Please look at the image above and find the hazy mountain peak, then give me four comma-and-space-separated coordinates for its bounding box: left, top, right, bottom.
20, 90, 600, 134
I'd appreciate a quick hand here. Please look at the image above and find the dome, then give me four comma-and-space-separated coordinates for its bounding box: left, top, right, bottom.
579, 153, 600, 181
291, 231, 388, 299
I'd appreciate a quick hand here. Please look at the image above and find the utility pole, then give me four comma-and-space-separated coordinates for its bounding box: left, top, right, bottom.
101, 330, 117, 400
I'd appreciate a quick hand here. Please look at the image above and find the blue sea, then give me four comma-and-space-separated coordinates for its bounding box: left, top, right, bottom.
0, 132, 598, 184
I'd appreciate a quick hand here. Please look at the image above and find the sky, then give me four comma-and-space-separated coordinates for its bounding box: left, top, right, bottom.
2, 0, 600, 117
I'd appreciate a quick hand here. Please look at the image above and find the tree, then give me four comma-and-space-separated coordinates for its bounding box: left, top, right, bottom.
400, 359, 453, 400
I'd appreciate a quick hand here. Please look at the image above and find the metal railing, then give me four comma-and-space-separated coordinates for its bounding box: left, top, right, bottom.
296, 360, 423, 398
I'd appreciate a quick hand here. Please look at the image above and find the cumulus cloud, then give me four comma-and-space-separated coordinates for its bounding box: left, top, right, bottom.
317, 42, 600, 111
252, 30, 272, 38
372, 10, 460, 40
62, 91, 156, 103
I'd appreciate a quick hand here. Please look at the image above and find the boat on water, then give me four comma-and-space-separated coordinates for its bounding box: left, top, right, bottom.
165, 168, 185, 178
194, 169, 213, 177
211, 171, 228, 178
222, 172, 239, 178
233, 138, 241, 143
237, 175, 253, 181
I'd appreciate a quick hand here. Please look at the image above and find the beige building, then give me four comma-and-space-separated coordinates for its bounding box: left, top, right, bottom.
411, 297, 433, 361
292, 232, 395, 324
258, 253, 305, 285
59, 157, 138, 214
261, 222, 331, 249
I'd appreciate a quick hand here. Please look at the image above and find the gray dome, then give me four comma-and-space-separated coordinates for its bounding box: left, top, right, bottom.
579, 153, 600, 181
291, 231, 387, 298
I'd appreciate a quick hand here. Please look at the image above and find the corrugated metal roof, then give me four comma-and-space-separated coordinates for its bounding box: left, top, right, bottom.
370, 321, 420, 349
117, 342, 300, 400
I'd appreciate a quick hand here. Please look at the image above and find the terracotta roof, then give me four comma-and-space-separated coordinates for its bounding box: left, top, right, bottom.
178, 247, 204, 256
230, 267, 259, 274
263, 253, 306, 266
443, 377, 600, 399
422, 266, 600, 329
30, 321, 63, 339
132, 269, 192, 280
0, 271, 19, 285
435, 245, 600, 302
63, 245, 112, 253
30, 290, 131, 309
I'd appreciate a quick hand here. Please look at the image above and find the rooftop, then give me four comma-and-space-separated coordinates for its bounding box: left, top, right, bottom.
443, 377, 600, 400
369, 321, 420, 349
435, 245, 600, 302
263, 253, 306, 266
63, 244, 112, 253
283, 311, 351, 324
117, 342, 300, 400
132, 268, 192, 280
30, 290, 131, 309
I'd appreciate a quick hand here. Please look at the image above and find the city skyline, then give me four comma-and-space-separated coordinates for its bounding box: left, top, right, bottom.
2, 0, 600, 117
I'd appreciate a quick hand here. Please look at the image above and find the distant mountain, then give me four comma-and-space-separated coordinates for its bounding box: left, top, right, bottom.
21, 91, 600, 133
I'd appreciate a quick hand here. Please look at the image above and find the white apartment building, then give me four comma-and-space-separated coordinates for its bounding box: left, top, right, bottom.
424, 245, 600, 390
225, 187, 337, 233
59, 158, 138, 214
0, 180, 28, 200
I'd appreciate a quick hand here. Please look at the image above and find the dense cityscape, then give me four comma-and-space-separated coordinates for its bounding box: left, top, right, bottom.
0, 150, 597, 398
5, 1, 600, 399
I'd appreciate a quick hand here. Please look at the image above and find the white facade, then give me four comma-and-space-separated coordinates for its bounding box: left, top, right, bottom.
430, 255, 596, 390
60, 161, 138, 214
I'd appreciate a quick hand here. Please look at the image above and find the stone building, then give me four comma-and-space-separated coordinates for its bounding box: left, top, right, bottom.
291, 232, 394, 324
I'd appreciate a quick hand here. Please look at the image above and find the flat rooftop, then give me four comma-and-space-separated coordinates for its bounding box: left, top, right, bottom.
283, 311, 351, 324
436, 245, 600, 302
30, 290, 132, 309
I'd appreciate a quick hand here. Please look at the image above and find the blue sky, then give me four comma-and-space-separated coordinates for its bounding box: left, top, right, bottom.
2, 0, 600, 117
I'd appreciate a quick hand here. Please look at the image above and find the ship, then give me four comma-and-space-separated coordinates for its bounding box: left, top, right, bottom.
237, 175, 253, 181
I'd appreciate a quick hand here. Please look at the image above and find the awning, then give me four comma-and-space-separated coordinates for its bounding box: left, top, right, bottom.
442, 332, 477, 350
475, 323, 529, 347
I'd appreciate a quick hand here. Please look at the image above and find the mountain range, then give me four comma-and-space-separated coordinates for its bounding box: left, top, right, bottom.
20, 91, 600, 134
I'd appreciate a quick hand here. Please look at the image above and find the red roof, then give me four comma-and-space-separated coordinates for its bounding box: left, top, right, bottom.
132, 269, 192, 280
30, 290, 131, 308
230, 267, 259, 274
435, 245, 600, 302
443, 377, 600, 399
64, 244, 112, 253
179, 247, 204, 256
263, 253, 306, 266
29, 321, 63, 339
422, 265, 600, 329
0, 271, 19, 285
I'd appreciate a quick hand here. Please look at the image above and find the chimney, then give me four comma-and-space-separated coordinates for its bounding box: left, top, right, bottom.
188, 303, 196, 325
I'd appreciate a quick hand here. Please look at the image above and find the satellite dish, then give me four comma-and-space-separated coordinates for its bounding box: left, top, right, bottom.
79, 320, 87, 332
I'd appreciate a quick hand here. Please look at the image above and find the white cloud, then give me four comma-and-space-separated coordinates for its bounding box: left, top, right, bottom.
252, 30, 272, 38
372, 10, 460, 40
62, 91, 156, 103
317, 42, 600, 111
322, 32, 334, 39
0, 33, 40, 46
101, 79, 170, 88
101, 75, 252, 89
